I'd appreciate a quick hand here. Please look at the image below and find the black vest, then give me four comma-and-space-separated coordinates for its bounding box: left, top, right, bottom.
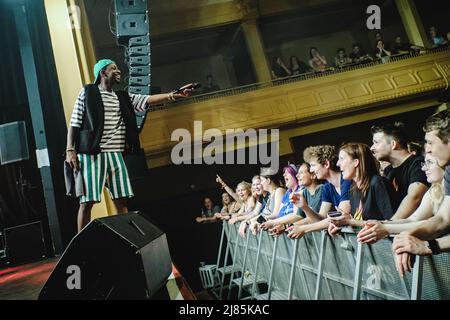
76, 84, 141, 155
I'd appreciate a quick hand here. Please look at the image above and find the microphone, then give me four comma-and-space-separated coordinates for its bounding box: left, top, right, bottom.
172, 82, 201, 94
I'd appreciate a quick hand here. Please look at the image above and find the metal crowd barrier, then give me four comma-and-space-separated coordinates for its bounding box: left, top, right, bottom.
201, 221, 450, 300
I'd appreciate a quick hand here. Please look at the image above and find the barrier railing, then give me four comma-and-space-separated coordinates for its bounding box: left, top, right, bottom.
202, 221, 450, 300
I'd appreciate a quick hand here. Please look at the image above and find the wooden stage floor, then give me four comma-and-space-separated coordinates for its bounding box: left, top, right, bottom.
0, 258, 200, 300
0, 258, 58, 300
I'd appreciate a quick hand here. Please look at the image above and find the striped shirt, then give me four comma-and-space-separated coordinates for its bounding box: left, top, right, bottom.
70, 86, 149, 152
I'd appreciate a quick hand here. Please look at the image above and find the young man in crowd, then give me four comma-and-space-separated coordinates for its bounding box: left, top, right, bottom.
358, 122, 429, 242
287, 145, 351, 239
393, 110, 450, 275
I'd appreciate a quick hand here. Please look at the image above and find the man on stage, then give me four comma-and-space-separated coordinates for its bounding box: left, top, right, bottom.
66, 59, 192, 231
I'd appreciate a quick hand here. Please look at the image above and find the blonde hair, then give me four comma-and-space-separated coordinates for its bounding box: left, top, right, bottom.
236, 181, 252, 194
429, 182, 444, 215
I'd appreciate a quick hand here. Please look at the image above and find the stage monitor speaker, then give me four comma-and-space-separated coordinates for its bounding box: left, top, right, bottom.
38, 212, 172, 300
4, 221, 46, 264
0, 121, 29, 165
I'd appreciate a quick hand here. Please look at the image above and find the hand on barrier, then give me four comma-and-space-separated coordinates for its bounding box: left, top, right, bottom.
393, 232, 432, 256
228, 216, 238, 225
195, 216, 205, 223
286, 224, 306, 239
249, 221, 259, 236
238, 221, 247, 238
394, 252, 414, 277
260, 220, 275, 230
269, 224, 285, 237
357, 221, 388, 244
327, 222, 342, 237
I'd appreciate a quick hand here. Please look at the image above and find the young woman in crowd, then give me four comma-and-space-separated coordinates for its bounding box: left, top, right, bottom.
334, 48, 352, 68
262, 163, 323, 234
290, 56, 311, 75
260, 164, 301, 234
248, 168, 286, 235
214, 192, 241, 221
237, 175, 270, 236
357, 153, 445, 243
308, 47, 328, 72
195, 197, 221, 223
374, 39, 391, 60
215, 175, 256, 225
327, 143, 398, 233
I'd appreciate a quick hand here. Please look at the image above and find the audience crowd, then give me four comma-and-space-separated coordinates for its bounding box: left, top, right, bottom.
270, 27, 449, 79
203, 107, 450, 277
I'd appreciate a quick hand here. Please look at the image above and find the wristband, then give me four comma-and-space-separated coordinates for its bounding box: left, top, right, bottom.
427, 239, 441, 255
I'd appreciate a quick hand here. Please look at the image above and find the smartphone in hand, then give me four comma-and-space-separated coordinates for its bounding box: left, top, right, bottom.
257, 215, 267, 224
327, 211, 342, 218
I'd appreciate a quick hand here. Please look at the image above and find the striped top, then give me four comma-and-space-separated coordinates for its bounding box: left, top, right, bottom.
70, 86, 150, 152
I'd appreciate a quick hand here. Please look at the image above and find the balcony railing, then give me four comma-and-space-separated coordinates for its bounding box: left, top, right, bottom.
148, 46, 450, 113
140, 47, 450, 163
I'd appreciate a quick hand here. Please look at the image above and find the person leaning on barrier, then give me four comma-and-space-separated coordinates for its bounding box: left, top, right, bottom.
216, 175, 256, 225
237, 175, 270, 237
260, 164, 301, 236
214, 192, 241, 221
195, 197, 220, 224
262, 163, 323, 234
248, 168, 286, 235
327, 143, 398, 236
358, 153, 444, 244
392, 232, 450, 277
360, 123, 430, 242
392, 109, 450, 276
370, 123, 429, 219
286, 145, 351, 239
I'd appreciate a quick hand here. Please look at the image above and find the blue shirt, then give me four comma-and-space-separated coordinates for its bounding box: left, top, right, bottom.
278, 186, 301, 217
321, 174, 352, 207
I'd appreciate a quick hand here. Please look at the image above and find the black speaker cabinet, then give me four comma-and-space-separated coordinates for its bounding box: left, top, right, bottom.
0, 120, 29, 164
4, 221, 46, 264
38, 212, 172, 300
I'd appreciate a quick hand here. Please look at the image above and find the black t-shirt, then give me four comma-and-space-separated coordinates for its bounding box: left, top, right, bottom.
258, 192, 270, 210
350, 175, 399, 220
384, 155, 429, 203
